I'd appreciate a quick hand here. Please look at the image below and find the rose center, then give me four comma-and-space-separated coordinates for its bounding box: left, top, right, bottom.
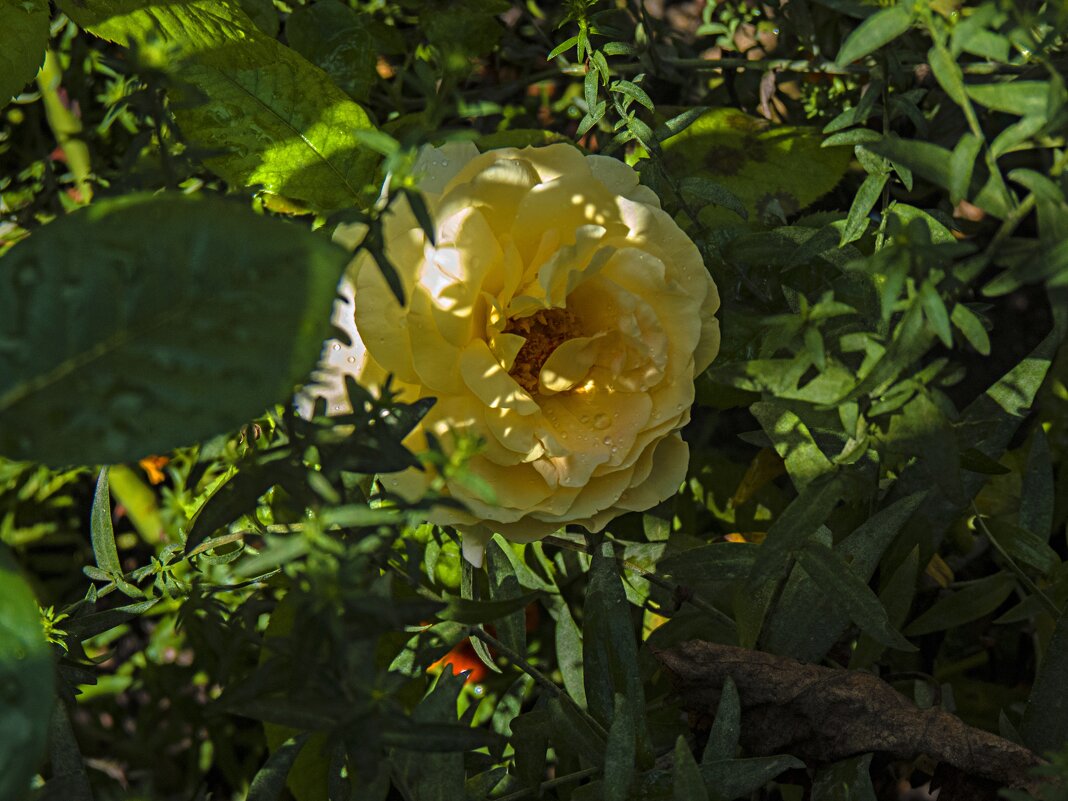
505, 308, 582, 394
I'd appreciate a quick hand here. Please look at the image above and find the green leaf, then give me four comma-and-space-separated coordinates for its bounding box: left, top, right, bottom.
927, 45, 969, 109
965, 81, 1051, 118
0, 0, 49, 109
701, 676, 740, 763
679, 177, 748, 221
380, 721, 502, 752
812, 754, 877, 801
797, 542, 916, 652
547, 35, 580, 61
285, 0, 377, 102
90, 468, 122, 577
552, 598, 588, 708
701, 756, 805, 799
948, 133, 982, 205
984, 520, 1059, 576
64, 598, 160, 640
849, 547, 919, 670
751, 402, 834, 491
661, 108, 850, 226
0, 546, 53, 801
835, 4, 913, 66
950, 303, 991, 355
392, 671, 468, 801
547, 695, 606, 767
485, 540, 527, 659
612, 79, 654, 111
763, 492, 926, 661
61, 0, 378, 212
438, 591, 543, 624
864, 136, 952, 192
1021, 605, 1068, 753
247, 735, 310, 801
840, 172, 887, 245
904, 573, 1016, 636
0, 194, 348, 465
657, 543, 759, 589
583, 542, 647, 753
880, 288, 1066, 580
1021, 430, 1055, 540
510, 708, 550, 789
604, 694, 636, 801
673, 736, 709, 801
919, 281, 952, 348
746, 475, 843, 589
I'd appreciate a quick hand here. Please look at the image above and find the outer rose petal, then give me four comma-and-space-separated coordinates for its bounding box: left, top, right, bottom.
300, 143, 720, 565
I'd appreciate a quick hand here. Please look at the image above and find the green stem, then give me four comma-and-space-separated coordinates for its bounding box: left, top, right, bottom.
36, 49, 93, 203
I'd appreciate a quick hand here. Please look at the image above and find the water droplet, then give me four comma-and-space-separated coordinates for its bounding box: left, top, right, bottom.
347, 356, 356, 364
593, 413, 611, 430
332, 343, 341, 351
579, 414, 590, 424
602, 436, 612, 446
611, 447, 618, 454
561, 432, 569, 439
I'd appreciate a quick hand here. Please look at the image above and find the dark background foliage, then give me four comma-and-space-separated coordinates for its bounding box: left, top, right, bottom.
1, 1, 1067, 800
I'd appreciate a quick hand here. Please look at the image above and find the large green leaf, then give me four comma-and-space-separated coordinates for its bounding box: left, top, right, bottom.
0, 193, 348, 465
583, 543, 649, 761
0, 0, 49, 109
285, 0, 376, 102
59, 0, 379, 212
0, 546, 54, 801
661, 108, 851, 226
1021, 604, 1068, 753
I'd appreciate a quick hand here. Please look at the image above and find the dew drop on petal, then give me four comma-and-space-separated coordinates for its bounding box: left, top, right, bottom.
347, 356, 356, 364
602, 436, 612, 446
332, 343, 341, 351
593, 413, 611, 430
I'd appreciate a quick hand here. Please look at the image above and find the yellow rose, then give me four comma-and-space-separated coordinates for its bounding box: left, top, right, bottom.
301, 142, 719, 564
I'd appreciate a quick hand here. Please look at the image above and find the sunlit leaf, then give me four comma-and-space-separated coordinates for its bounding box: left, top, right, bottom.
61, 0, 379, 211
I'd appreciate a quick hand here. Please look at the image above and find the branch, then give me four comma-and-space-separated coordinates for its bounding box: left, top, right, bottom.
656, 641, 1046, 796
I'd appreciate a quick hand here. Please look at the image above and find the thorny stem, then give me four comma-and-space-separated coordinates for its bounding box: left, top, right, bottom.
542, 535, 738, 631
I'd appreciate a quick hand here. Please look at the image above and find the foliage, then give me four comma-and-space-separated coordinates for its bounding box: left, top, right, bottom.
1, 0, 1067, 800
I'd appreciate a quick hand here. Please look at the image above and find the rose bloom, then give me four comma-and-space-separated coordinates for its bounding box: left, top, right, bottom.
301, 143, 719, 564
